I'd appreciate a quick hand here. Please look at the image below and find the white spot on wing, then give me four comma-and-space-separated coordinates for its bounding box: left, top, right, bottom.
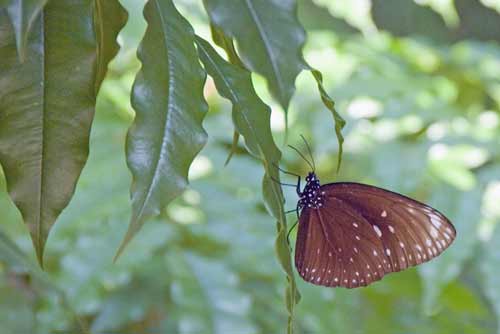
388, 225, 395, 233
430, 213, 442, 228
373, 250, 378, 256
381, 210, 387, 217
426, 239, 432, 247
355, 235, 360, 241
386, 249, 391, 256
373, 225, 382, 237
353, 222, 358, 228
399, 242, 405, 248
430, 227, 439, 238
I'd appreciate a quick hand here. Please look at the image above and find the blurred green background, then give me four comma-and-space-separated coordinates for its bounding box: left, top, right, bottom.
1, 0, 500, 333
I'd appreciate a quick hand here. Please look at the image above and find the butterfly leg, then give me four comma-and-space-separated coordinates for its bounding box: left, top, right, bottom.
287, 220, 299, 245
286, 203, 301, 245
269, 176, 297, 188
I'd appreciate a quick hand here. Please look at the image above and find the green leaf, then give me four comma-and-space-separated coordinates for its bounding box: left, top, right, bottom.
371, 0, 451, 42
210, 23, 245, 69
418, 186, 482, 312
203, 0, 307, 111
196, 36, 299, 334
372, 0, 500, 43
310, 69, 345, 172
93, 0, 129, 94
0, 0, 122, 267
115, 0, 208, 260
297, 0, 359, 35
3, 0, 48, 62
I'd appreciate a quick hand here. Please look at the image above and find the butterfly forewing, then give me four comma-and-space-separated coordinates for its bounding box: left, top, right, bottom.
295, 181, 456, 288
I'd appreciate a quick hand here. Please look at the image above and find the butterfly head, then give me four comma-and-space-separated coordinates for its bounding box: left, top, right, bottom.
299, 172, 324, 210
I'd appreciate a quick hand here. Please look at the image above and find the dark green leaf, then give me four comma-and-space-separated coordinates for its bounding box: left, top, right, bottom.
372, 0, 500, 43
115, 0, 208, 259
297, 0, 359, 35
0, 0, 121, 266
196, 36, 299, 334
455, 0, 500, 43
3, 0, 48, 61
203, 0, 307, 111
371, 0, 451, 42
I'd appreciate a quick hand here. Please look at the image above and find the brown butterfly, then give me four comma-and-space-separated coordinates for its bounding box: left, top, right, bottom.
280, 138, 456, 288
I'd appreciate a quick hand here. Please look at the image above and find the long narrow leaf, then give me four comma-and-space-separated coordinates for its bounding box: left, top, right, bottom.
203, 0, 307, 111
196, 36, 299, 334
115, 0, 208, 259
0, 0, 125, 267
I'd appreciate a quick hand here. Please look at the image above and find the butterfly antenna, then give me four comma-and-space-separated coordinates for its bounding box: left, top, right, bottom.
300, 135, 316, 171
288, 144, 314, 171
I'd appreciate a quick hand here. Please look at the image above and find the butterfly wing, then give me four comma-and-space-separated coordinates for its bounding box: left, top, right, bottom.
323, 182, 456, 274
295, 197, 391, 288
295, 182, 456, 288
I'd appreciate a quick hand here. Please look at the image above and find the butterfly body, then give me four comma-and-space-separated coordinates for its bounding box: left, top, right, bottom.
293, 175, 456, 289
298, 172, 324, 210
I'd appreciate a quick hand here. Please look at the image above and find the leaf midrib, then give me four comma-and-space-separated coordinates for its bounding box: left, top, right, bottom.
37, 9, 47, 256
242, 0, 285, 99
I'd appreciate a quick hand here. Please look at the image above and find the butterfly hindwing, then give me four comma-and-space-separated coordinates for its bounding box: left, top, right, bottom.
295, 197, 391, 288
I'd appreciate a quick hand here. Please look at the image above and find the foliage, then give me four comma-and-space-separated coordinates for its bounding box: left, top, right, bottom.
0, 0, 499, 333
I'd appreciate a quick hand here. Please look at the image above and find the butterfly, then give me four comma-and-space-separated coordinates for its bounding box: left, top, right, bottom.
279, 138, 456, 289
